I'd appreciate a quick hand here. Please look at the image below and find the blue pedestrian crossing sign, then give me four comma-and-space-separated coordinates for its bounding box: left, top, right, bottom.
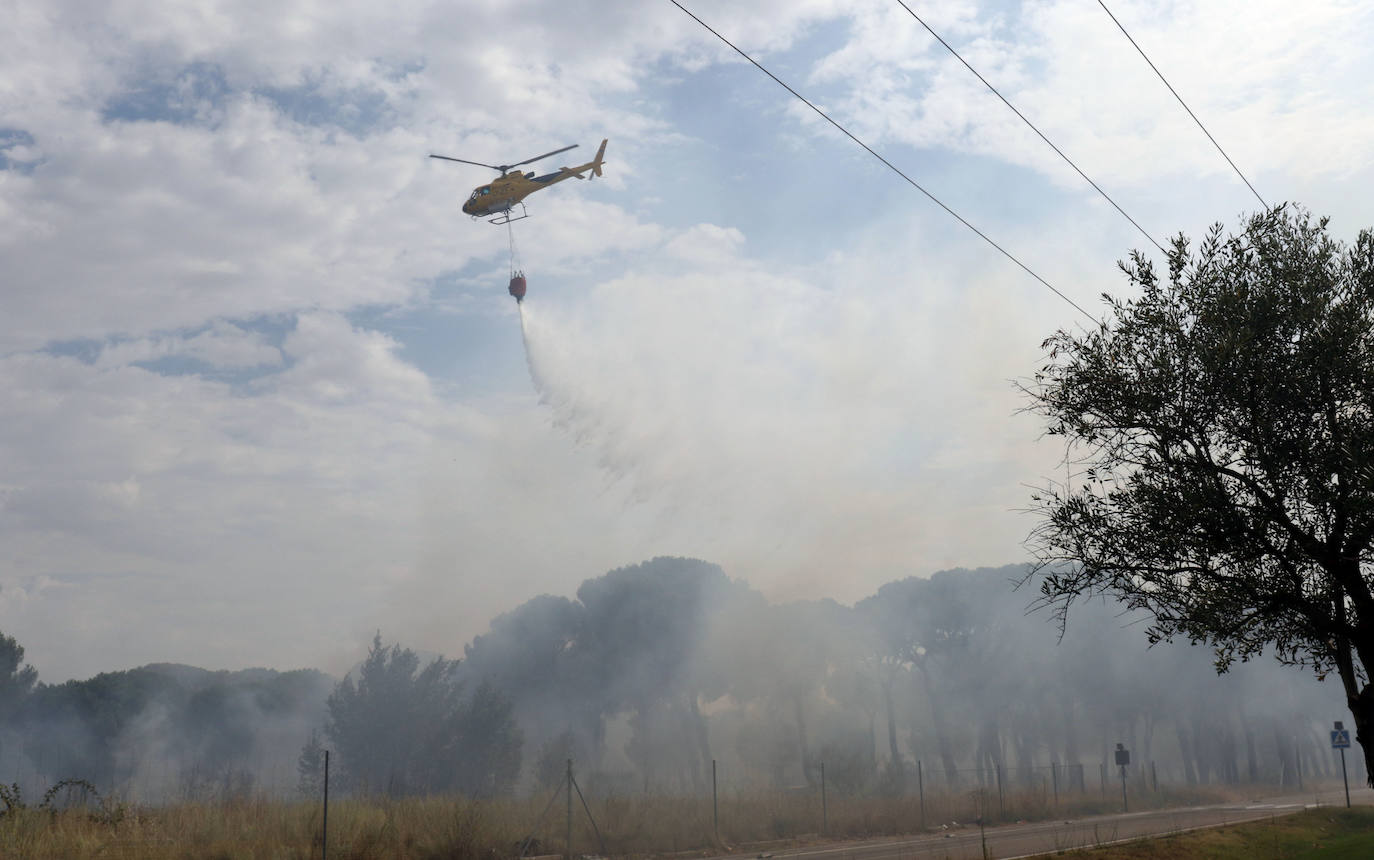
1332, 729, 1351, 749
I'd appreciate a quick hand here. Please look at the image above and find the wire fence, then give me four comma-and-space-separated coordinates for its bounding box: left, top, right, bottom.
0, 745, 1361, 834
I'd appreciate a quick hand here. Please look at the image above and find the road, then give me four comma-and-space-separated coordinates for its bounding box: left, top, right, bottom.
706, 787, 1374, 860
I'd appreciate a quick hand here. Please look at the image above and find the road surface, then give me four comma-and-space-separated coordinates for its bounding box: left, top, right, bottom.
706, 787, 1373, 860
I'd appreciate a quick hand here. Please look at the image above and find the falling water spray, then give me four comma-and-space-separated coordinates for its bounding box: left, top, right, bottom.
517, 302, 546, 399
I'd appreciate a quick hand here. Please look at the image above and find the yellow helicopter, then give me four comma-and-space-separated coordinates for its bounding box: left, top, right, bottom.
430, 139, 607, 224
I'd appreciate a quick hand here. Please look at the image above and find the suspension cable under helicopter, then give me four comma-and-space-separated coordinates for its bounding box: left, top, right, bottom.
506, 216, 528, 302
509, 218, 526, 275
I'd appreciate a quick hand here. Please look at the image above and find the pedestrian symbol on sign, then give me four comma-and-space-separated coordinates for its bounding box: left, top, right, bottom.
1332, 729, 1351, 749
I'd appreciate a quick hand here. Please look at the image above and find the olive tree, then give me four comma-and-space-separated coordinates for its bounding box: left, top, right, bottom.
1023, 206, 1374, 783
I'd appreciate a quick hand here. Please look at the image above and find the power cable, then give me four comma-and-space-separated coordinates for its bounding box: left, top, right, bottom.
895, 1, 1164, 255
1095, 0, 1267, 210
669, 0, 1095, 323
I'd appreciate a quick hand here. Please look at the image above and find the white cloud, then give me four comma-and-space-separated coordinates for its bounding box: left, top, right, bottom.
808, 0, 1374, 190
2, 0, 1368, 682
95, 321, 282, 369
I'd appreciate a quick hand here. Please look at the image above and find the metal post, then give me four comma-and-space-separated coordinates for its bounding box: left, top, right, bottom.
1052, 762, 1059, 806
712, 759, 719, 842
1119, 765, 1127, 813
1341, 748, 1351, 808
1100, 762, 1107, 798
322, 750, 329, 860
566, 759, 573, 860
918, 759, 925, 829
1150, 761, 1157, 792
820, 762, 828, 835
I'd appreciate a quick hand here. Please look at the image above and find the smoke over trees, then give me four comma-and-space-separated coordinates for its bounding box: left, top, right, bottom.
0, 552, 1349, 802
458, 558, 1342, 795
322, 634, 522, 797
0, 660, 332, 801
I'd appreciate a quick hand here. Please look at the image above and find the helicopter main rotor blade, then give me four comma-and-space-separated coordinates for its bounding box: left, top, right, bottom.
506, 144, 578, 170
429, 154, 504, 170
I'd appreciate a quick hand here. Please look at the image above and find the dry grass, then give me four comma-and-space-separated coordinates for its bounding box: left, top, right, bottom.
0, 782, 1299, 860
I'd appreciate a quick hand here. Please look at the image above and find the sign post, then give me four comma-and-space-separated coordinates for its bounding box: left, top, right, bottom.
1114, 744, 1130, 812
1332, 721, 1352, 808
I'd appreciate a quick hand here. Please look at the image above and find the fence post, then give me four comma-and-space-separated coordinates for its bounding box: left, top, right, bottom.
1100, 762, 1107, 799
1150, 761, 1157, 793
1052, 762, 1058, 807
566, 760, 573, 860
918, 759, 925, 830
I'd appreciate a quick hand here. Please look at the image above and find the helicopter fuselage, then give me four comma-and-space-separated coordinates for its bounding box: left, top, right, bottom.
459, 139, 607, 219
462, 169, 576, 217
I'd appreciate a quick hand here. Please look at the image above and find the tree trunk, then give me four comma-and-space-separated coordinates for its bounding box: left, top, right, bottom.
1272, 727, 1294, 788
918, 665, 958, 784
688, 694, 710, 794
1176, 721, 1198, 785
793, 695, 813, 786
883, 681, 903, 777
1348, 682, 1374, 788
1244, 723, 1258, 782
1062, 703, 1080, 782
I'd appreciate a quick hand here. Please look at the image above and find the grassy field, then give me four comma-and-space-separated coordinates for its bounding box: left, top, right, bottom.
0, 782, 1317, 860
1036, 807, 1374, 859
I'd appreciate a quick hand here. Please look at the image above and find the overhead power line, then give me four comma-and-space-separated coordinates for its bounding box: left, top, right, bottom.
1096, 0, 1268, 210
895, 0, 1164, 255
669, 0, 1095, 323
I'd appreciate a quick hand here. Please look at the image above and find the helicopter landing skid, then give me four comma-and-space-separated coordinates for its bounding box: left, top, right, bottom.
488, 203, 529, 225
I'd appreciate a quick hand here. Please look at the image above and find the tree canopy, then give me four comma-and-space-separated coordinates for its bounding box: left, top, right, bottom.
0, 631, 37, 724
1023, 206, 1374, 782
324, 633, 522, 797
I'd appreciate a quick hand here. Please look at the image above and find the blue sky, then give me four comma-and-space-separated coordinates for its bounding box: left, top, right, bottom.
3, 0, 1374, 681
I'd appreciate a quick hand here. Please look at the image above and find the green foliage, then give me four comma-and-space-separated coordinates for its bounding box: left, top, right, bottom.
0, 782, 23, 816
533, 731, 583, 790
39, 778, 99, 812
449, 681, 522, 798
1027, 206, 1374, 665
1023, 205, 1374, 771
297, 729, 326, 798
0, 630, 38, 724
325, 633, 522, 798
